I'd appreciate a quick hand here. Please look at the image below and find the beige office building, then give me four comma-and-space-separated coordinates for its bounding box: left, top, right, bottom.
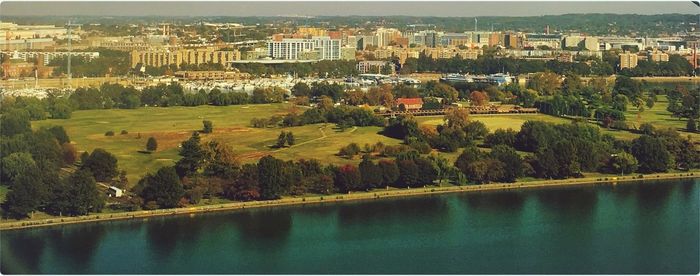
619, 51, 638, 69
649, 51, 669, 62
130, 48, 241, 68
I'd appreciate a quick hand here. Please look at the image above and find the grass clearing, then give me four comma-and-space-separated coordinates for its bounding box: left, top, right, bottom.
31, 93, 697, 186
32, 104, 403, 185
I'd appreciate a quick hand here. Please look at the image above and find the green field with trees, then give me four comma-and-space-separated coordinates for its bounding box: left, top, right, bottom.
2, 71, 698, 221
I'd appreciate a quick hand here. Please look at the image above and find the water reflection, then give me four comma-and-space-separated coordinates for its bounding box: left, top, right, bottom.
534, 187, 598, 218
336, 196, 449, 226
230, 209, 293, 248
636, 181, 675, 210
462, 191, 526, 211
0, 231, 47, 274
145, 215, 205, 260
45, 224, 107, 273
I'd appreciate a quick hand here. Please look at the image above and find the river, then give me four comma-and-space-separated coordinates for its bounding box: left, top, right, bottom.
1, 179, 698, 274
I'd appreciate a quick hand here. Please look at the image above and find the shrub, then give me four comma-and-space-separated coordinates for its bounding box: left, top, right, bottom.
105, 130, 115, 136
202, 120, 213, 133
120, 130, 129, 135
610, 120, 629, 130
339, 143, 361, 158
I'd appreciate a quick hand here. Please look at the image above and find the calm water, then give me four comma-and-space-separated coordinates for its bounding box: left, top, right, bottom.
2, 179, 699, 274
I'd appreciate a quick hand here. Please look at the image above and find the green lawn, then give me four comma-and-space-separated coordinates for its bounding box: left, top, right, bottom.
0, 185, 8, 203
623, 95, 700, 140
32, 104, 403, 186
31, 96, 696, 186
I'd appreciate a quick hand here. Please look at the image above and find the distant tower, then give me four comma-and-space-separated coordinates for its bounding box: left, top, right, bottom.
545, 25, 550, 34
474, 18, 478, 32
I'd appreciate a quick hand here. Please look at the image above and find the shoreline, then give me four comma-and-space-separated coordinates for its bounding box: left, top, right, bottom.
1, 171, 697, 231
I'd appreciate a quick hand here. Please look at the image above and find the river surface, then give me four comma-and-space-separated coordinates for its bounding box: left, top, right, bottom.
1, 179, 698, 274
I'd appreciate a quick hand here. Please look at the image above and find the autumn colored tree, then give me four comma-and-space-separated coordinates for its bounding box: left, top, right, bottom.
444, 107, 470, 129
469, 91, 490, 106
334, 164, 362, 193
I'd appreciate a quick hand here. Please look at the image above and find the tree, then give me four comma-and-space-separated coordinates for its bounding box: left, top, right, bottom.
527, 72, 561, 96
82, 148, 118, 182
489, 145, 523, 182
444, 107, 470, 129
1, 109, 31, 137
1, 152, 37, 182
3, 173, 44, 218
639, 123, 656, 135
46, 126, 70, 144
414, 158, 438, 185
455, 146, 482, 175
379, 159, 399, 186
334, 164, 362, 192
291, 82, 312, 97
397, 159, 420, 188
612, 94, 629, 112
59, 170, 104, 215
175, 132, 205, 177
202, 120, 213, 133
359, 156, 383, 189
464, 121, 489, 140
484, 128, 517, 147
613, 75, 641, 100
687, 118, 698, 133
609, 152, 638, 175
49, 98, 73, 119
139, 166, 185, 208
465, 159, 505, 184
286, 131, 295, 146
339, 143, 361, 158
276, 131, 289, 148
146, 137, 158, 152
423, 82, 459, 103
469, 91, 490, 106
258, 155, 285, 199
645, 97, 655, 109
631, 135, 672, 173
61, 143, 78, 165
201, 140, 240, 179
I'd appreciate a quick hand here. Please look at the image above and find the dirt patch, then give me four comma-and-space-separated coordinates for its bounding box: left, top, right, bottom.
238, 151, 269, 161
216, 127, 252, 133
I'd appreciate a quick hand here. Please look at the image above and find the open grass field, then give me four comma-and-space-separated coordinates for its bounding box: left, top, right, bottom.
31, 91, 697, 186
623, 94, 700, 140
32, 103, 403, 185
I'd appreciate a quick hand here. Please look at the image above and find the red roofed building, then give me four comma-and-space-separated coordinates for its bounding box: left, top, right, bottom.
395, 98, 424, 110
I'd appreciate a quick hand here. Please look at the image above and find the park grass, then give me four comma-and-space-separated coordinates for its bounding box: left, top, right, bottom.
0, 185, 8, 203
30, 94, 698, 186
623, 95, 700, 140
32, 103, 404, 185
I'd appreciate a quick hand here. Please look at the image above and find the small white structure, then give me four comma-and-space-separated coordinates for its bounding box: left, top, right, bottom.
108, 186, 123, 198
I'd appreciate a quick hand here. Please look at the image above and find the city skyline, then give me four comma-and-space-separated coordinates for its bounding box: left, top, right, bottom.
1, 1, 698, 17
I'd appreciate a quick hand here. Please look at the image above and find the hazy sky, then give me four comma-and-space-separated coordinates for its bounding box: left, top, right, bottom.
1, 1, 697, 17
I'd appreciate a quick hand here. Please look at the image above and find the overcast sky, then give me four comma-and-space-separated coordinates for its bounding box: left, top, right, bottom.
1, 1, 697, 17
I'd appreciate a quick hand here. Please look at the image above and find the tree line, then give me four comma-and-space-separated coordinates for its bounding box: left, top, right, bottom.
1, 109, 124, 218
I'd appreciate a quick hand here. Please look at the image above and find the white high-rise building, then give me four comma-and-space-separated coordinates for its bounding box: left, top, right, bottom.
267, 36, 342, 60
267, 39, 315, 60
312, 36, 341, 60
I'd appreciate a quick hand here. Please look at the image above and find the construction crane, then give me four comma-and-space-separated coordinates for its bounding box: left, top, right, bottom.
65, 21, 82, 88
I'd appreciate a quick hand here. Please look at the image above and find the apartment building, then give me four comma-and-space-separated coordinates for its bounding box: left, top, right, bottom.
130, 47, 241, 68
619, 51, 639, 69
